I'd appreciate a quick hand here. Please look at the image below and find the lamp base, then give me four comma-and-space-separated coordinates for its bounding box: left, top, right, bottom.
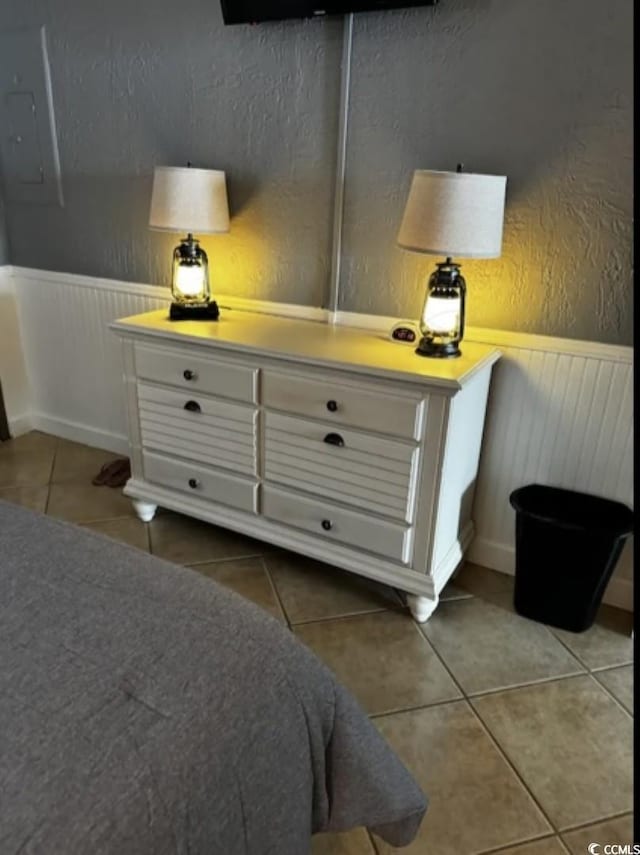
169, 301, 219, 321
415, 336, 461, 358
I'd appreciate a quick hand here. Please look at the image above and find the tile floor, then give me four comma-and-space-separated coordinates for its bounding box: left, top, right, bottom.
1, 432, 635, 854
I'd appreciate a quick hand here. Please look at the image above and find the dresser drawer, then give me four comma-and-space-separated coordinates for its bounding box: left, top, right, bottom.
138, 383, 257, 477
264, 412, 418, 522
262, 485, 413, 564
143, 451, 258, 513
261, 371, 423, 440
135, 344, 257, 403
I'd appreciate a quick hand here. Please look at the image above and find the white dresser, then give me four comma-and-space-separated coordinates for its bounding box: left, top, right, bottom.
111, 309, 500, 622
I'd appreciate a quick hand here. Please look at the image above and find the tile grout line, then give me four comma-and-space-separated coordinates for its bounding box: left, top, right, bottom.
289, 605, 395, 628
547, 622, 634, 674
441, 633, 611, 843
558, 808, 634, 835
422, 594, 631, 702
407, 614, 468, 689
185, 551, 269, 565
367, 606, 563, 844
475, 832, 569, 855
260, 556, 292, 630
590, 661, 634, 674
183, 551, 269, 566
43, 440, 59, 515
466, 670, 591, 701
366, 613, 612, 717
537, 621, 595, 672
369, 695, 466, 721
548, 629, 600, 673
43, 482, 53, 515
468, 701, 560, 837
408, 606, 587, 703
586, 672, 634, 719
370, 669, 631, 848
406, 614, 561, 838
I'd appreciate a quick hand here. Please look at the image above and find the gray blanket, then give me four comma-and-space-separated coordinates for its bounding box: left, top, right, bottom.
0, 501, 426, 854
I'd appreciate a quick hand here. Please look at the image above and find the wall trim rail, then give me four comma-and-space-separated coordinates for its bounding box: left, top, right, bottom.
5, 265, 633, 611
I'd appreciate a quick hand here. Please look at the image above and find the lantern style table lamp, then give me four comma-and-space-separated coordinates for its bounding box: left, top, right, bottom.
149, 165, 230, 320
397, 166, 506, 358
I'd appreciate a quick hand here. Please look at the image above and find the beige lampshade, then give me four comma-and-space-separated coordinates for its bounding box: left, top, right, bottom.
398, 169, 507, 259
149, 166, 230, 235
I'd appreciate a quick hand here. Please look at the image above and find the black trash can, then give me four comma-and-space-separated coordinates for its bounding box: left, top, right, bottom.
509, 484, 633, 633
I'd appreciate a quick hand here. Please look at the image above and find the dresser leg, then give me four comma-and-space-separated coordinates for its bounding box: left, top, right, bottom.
407, 594, 439, 624
132, 500, 158, 522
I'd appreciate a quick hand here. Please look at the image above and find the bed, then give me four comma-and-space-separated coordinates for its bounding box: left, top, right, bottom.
0, 500, 426, 854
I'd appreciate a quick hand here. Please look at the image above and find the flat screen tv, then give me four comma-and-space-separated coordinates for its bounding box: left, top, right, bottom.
221, 0, 437, 25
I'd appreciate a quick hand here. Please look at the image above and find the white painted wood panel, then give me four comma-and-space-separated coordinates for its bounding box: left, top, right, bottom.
468, 343, 634, 608
143, 450, 257, 513
265, 431, 413, 481
139, 411, 254, 446
141, 428, 256, 477
137, 382, 256, 431
264, 468, 411, 521
135, 343, 257, 403
264, 410, 418, 522
430, 368, 493, 585
0, 266, 31, 432
137, 382, 257, 476
11, 268, 169, 450
265, 450, 409, 500
263, 410, 419, 521
262, 370, 424, 439
262, 484, 413, 563
265, 411, 417, 464
265, 456, 411, 519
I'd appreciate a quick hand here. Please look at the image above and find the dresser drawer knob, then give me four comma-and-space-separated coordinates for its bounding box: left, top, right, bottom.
321, 519, 333, 531
326, 400, 338, 412
188, 478, 200, 489
184, 400, 202, 413
323, 432, 344, 447
183, 369, 197, 381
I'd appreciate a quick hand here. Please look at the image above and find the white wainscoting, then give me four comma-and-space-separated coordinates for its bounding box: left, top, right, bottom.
464, 333, 634, 611
10, 267, 169, 453
7, 266, 633, 610
0, 265, 32, 434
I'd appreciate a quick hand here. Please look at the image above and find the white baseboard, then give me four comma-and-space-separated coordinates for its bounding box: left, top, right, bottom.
30, 413, 128, 455
601, 576, 634, 612
7, 413, 34, 437
467, 537, 515, 575
469, 536, 633, 613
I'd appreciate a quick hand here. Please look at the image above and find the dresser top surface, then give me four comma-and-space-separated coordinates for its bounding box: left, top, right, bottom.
111, 309, 500, 390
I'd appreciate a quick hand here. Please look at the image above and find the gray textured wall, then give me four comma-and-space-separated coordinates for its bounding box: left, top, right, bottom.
340, 0, 633, 344
0, 0, 342, 305
0, 0, 633, 342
